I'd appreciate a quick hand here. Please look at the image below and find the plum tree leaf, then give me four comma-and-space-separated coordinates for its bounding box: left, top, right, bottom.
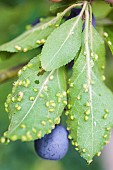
4, 56, 67, 141
66, 13, 113, 163
67, 47, 113, 163
104, 28, 113, 55
41, 17, 83, 71
0, 16, 62, 53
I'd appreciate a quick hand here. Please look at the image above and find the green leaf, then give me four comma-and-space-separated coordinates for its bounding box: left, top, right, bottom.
67, 47, 113, 163
41, 17, 83, 71
104, 28, 113, 55
5, 56, 67, 141
66, 12, 112, 162
0, 16, 62, 53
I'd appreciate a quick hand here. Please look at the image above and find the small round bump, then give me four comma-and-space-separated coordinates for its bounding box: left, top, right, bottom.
94, 54, 98, 61
106, 127, 111, 131
18, 91, 23, 97
36, 40, 41, 44
75, 147, 79, 151
72, 141, 75, 145
15, 45, 22, 51
70, 83, 74, 87
63, 100, 67, 105
104, 109, 109, 113
27, 63, 33, 68
84, 116, 89, 121
39, 94, 43, 98
23, 48, 28, 52
23, 66, 27, 71
30, 97, 35, 101
67, 127, 70, 131
77, 96, 81, 100
87, 160, 93, 164
68, 135, 72, 140
67, 90, 70, 94
74, 142, 78, 146
82, 149, 86, 153
48, 119, 53, 124
67, 104, 71, 110
103, 114, 108, 119
20, 124, 26, 129
41, 121, 46, 126
11, 135, 17, 141
16, 105, 21, 111
44, 86, 48, 92
65, 111, 69, 116
85, 109, 90, 115
102, 75, 106, 81
91, 52, 94, 57
103, 134, 107, 139
51, 125, 55, 129
103, 32, 108, 37
32, 128, 37, 133
101, 65, 105, 70
96, 152, 101, 157
54, 117, 60, 124
41, 39, 46, 44
11, 97, 15, 102
21, 136, 27, 141
18, 70, 22, 76
49, 108, 54, 112
46, 102, 50, 107
70, 115, 74, 120
33, 88, 38, 92
49, 75, 54, 80
26, 131, 32, 140
62, 91, 67, 97
108, 41, 112, 46
85, 102, 90, 107
0, 137, 6, 143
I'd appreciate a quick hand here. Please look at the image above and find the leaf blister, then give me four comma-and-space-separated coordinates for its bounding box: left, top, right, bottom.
5, 56, 67, 141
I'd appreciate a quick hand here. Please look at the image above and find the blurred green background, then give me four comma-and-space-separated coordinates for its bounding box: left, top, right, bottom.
0, 0, 113, 170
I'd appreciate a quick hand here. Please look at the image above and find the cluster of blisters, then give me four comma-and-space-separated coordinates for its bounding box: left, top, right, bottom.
100, 108, 111, 146
104, 32, 113, 47
14, 45, 28, 53
4, 58, 67, 142
64, 47, 111, 163
56, 91, 67, 104
13, 16, 61, 53
36, 39, 46, 45
4, 62, 34, 115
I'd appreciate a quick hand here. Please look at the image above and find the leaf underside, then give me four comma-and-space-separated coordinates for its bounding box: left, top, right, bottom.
41, 17, 83, 71
0, 17, 62, 53
67, 48, 113, 163
67, 27, 113, 163
5, 56, 67, 141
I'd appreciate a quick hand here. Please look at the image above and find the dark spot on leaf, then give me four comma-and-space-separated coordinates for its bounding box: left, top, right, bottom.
37, 70, 45, 76
35, 80, 39, 84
